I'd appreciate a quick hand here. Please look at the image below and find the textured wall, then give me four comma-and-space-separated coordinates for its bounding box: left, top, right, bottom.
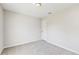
42, 5, 79, 54
4, 10, 41, 48
0, 6, 3, 54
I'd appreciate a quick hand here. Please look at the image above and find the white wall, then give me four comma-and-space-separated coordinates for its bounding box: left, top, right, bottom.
4, 10, 41, 48
42, 5, 79, 54
0, 6, 3, 54
41, 19, 48, 40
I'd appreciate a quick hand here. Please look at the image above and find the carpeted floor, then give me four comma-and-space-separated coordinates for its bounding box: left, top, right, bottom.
1, 40, 77, 55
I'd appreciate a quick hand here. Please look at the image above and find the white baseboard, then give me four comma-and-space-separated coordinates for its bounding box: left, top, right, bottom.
44, 39, 79, 54
4, 39, 41, 48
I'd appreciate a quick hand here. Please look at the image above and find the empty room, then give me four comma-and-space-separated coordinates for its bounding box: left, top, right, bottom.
0, 3, 79, 55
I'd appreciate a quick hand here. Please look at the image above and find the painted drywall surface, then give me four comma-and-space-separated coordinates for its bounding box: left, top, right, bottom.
42, 6, 79, 54
0, 6, 3, 54
4, 10, 41, 48
41, 19, 48, 40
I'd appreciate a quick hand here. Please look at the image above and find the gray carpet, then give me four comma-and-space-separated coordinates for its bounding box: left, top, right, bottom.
1, 40, 77, 55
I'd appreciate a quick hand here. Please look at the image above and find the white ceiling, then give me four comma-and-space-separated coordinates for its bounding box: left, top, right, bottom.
1, 3, 78, 18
